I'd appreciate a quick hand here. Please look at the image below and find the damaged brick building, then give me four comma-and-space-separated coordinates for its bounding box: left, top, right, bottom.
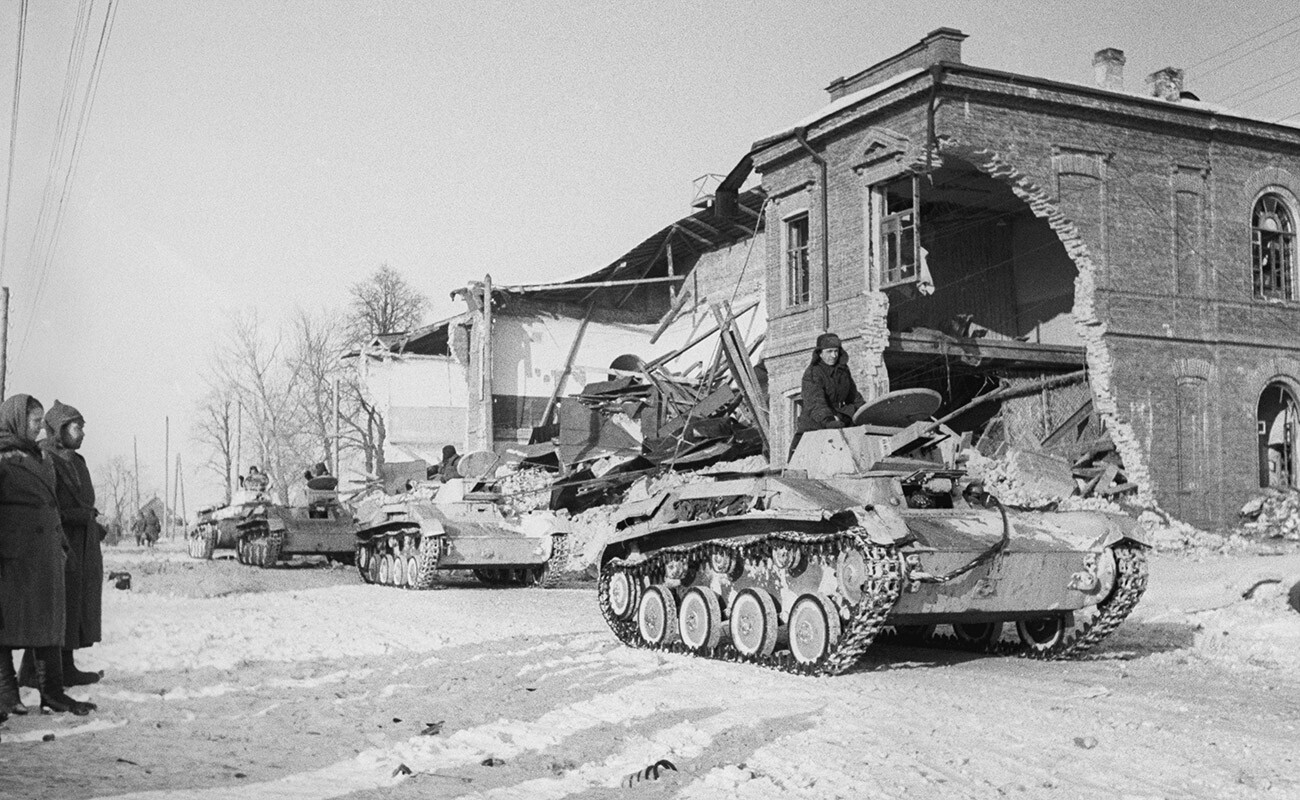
753, 28, 1300, 529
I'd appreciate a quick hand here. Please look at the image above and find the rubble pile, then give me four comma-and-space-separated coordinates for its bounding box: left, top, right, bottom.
1239, 489, 1300, 540
496, 466, 555, 517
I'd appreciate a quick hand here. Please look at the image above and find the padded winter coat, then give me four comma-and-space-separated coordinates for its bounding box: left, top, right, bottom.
42, 429, 103, 649
796, 348, 866, 433
0, 395, 67, 648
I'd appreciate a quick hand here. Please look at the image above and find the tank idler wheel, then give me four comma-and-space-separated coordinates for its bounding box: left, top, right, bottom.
1017, 615, 1068, 652
637, 585, 680, 647
953, 622, 1003, 646
607, 571, 641, 620
728, 588, 779, 658
678, 587, 722, 652
788, 594, 842, 665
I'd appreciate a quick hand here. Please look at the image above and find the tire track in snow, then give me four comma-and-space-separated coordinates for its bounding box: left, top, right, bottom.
82, 654, 826, 800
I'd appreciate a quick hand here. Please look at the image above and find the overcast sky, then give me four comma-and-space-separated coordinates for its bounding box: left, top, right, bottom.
0, 0, 1288, 508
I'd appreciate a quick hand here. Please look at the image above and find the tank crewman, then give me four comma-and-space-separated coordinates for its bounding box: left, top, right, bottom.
244, 465, 270, 494
0, 394, 95, 716
791, 332, 866, 457
436, 445, 461, 481
38, 401, 105, 687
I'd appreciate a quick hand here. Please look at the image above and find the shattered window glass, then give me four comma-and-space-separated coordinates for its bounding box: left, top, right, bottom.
1253, 193, 1295, 301
785, 213, 810, 306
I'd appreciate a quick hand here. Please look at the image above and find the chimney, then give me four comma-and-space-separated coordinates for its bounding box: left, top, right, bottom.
1146, 66, 1185, 102
1093, 48, 1125, 91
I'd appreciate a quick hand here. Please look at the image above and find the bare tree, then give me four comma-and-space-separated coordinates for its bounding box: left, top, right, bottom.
287, 309, 348, 467
96, 455, 136, 531
344, 265, 429, 471
216, 311, 306, 505
193, 383, 236, 503
348, 263, 429, 340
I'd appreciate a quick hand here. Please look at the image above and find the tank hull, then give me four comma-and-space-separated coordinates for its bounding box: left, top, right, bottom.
597, 472, 1149, 675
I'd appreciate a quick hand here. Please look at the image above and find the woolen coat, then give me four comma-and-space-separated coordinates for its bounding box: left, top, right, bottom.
42, 406, 103, 649
0, 395, 67, 648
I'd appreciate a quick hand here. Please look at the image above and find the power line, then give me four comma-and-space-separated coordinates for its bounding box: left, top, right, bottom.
1190, 14, 1300, 81
1, 0, 29, 286
15, 0, 118, 365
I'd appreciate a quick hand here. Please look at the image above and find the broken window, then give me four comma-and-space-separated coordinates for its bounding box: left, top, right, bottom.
872, 175, 921, 288
784, 213, 810, 306
1252, 193, 1295, 301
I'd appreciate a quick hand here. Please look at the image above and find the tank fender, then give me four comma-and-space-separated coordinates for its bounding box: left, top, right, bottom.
848, 504, 912, 545
406, 504, 447, 538
1093, 512, 1152, 550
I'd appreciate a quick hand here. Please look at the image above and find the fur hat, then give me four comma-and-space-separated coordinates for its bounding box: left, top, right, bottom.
815, 332, 842, 350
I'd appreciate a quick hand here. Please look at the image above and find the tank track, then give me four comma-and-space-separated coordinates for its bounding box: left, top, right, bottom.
881, 542, 1149, 660
598, 527, 901, 677
187, 525, 217, 560
235, 521, 283, 568
534, 533, 570, 589
355, 527, 440, 590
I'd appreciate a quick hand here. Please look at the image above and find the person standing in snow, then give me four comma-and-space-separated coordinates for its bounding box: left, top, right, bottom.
38, 401, 105, 688
0, 394, 95, 716
790, 332, 866, 458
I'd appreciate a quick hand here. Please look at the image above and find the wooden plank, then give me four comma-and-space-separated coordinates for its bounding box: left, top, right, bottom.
643, 298, 760, 370
1041, 397, 1094, 449
888, 332, 1087, 367
710, 302, 770, 454
540, 303, 593, 428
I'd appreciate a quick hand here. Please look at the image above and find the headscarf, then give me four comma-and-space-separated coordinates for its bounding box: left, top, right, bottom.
0, 394, 43, 456
44, 399, 84, 439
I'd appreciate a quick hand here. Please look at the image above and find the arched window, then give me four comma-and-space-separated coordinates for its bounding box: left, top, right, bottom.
1252, 193, 1295, 300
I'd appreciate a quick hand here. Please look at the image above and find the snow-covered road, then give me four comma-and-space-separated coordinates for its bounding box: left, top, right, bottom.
1, 544, 1297, 800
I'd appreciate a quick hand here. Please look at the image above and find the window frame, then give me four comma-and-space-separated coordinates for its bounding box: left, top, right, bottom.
1252, 191, 1297, 302
870, 174, 922, 289
782, 210, 811, 308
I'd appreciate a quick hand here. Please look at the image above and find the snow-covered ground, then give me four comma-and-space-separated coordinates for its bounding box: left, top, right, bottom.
1, 540, 1297, 800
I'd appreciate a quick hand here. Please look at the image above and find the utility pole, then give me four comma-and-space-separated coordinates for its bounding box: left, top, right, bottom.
332, 376, 340, 477
234, 401, 242, 492
132, 435, 141, 514
0, 287, 8, 399
173, 453, 185, 536
163, 416, 170, 539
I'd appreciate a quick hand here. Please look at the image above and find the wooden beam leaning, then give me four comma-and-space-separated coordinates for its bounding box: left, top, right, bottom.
643, 298, 761, 371
710, 301, 770, 455
540, 302, 594, 428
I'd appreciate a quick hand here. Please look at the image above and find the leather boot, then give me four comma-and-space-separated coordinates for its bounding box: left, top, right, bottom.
17, 647, 37, 690
35, 647, 95, 715
0, 647, 29, 716
62, 649, 103, 686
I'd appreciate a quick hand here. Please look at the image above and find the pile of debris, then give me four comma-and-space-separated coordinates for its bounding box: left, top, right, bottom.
1239, 489, 1300, 540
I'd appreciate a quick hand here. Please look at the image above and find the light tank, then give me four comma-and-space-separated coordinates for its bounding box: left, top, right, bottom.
234, 477, 356, 568
596, 389, 1149, 676
353, 477, 570, 590
187, 488, 267, 559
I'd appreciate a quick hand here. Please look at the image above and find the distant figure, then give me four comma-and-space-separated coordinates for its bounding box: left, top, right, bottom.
142, 508, 161, 548
131, 514, 147, 546
436, 445, 461, 482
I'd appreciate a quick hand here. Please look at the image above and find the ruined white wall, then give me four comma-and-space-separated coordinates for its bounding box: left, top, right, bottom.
360, 354, 469, 463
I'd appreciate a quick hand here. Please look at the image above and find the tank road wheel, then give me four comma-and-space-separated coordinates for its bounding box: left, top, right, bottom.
356, 544, 373, 583
405, 552, 421, 589
367, 545, 381, 584
637, 585, 680, 647
728, 588, 779, 659
377, 552, 392, 585
788, 594, 842, 666
607, 570, 641, 620
392, 549, 406, 586
1017, 615, 1068, 652
953, 622, 1003, 647
678, 587, 722, 652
